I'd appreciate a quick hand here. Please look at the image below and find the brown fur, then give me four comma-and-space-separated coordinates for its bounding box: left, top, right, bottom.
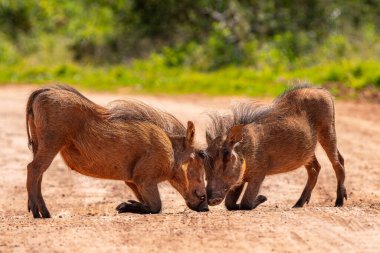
26, 85, 207, 218
204, 86, 347, 210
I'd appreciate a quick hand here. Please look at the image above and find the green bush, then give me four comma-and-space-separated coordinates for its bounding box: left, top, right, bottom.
0, 0, 379, 97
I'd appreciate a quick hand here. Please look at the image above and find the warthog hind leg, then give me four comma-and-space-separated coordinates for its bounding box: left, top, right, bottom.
318, 126, 347, 207
293, 155, 321, 208
27, 141, 62, 218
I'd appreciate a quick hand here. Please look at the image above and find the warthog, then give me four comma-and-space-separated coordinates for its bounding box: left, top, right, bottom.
26, 85, 208, 218
203, 86, 347, 210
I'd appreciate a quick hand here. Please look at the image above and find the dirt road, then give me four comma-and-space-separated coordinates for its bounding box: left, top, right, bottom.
1, 85, 379, 253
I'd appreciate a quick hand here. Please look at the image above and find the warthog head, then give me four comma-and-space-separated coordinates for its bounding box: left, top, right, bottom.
204, 125, 245, 206
181, 150, 209, 211
170, 121, 209, 212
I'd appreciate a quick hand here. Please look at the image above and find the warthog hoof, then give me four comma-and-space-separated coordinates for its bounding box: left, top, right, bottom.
255, 195, 268, 205
239, 195, 267, 211
28, 198, 51, 219
293, 194, 311, 208
226, 195, 267, 211
334, 186, 348, 207
116, 200, 152, 214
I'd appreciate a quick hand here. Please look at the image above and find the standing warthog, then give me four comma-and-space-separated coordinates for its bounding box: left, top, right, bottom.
203, 86, 347, 210
26, 85, 208, 218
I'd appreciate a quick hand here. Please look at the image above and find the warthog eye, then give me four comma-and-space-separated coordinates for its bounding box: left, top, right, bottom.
222, 148, 230, 161
197, 150, 206, 160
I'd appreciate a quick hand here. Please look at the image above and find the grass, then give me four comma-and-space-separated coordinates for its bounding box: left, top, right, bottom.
0, 58, 379, 97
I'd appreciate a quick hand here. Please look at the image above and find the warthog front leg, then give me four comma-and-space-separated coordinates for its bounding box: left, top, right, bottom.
116, 183, 161, 214
225, 183, 245, 210
239, 173, 266, 210
125, 182, 144, 203
225, 182, 267, 210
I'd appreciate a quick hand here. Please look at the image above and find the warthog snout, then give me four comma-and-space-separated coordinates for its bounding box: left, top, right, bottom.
194, 189, 206, 201
195, 190, 209, 212
206, 182, 227, 206
196, 200, 209, 212
196, 191, 209, 212
187, 198, 209, 212
207, 188, 225, 206
208, 197, 223, 206
187, 189, 209, 212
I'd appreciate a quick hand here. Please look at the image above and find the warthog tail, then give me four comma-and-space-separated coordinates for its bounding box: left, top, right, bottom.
26, 88, 50, 153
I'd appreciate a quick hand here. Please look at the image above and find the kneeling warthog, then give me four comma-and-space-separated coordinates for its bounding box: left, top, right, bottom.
204, 86, 347, 210
26, 85, 208, 218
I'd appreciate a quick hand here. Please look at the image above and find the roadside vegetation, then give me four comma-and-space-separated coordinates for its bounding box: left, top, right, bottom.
1, 1, 379, 97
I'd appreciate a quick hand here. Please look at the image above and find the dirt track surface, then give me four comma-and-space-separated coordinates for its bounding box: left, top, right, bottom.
1, 85, 379, 253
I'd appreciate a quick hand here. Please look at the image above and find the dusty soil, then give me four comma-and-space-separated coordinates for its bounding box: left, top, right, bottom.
1, 85, 379, 253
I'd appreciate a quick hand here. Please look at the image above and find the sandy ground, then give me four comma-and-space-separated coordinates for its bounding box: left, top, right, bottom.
0, 85, 379, 253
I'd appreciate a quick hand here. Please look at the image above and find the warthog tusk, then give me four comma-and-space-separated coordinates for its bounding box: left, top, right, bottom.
182, 162, 189, 190
239, 158, 247, 181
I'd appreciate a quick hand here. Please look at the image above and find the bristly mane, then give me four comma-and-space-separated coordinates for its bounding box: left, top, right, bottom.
46, 85, 186, 137
205, 112, 234, 140
108, 99, 186, 136
50, 84, 96, 104
273, 84, 315, 102
206, 85, 315, 140
232, 100, 273, 125
206, 101, 272, 140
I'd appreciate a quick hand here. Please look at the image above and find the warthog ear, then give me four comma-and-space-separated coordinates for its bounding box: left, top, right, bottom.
226, 125, 245, 148
186, 121, 195, 147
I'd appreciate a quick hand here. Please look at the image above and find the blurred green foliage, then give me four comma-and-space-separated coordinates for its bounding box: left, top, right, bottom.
0, 0, 379, 96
